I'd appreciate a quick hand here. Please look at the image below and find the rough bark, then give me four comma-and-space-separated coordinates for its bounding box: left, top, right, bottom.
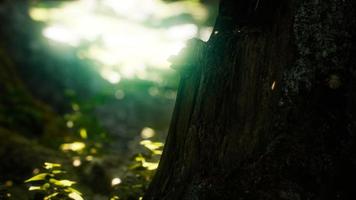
145, 0, 356, 199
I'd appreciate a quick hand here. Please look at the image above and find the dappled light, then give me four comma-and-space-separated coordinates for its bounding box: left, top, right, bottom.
111, 178, 122, 186
72, 158, 82, 167
29, 0, 212, 83
140, 127, 156, 139
60, 142, 86, 152
0, 0, 218, 199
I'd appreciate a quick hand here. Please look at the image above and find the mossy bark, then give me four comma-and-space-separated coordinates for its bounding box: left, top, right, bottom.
145, 0, 356, 199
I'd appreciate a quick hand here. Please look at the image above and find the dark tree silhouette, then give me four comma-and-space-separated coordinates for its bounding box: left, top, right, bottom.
145, 0, 356, 199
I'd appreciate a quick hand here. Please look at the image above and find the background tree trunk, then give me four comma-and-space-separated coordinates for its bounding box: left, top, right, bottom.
144, 0, 356, 199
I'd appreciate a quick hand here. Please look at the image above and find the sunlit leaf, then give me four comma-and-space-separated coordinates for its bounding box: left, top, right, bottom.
50, 179, 76, 187
43, 183, 51, 189
68, 192, 84, 200
152, 150, 163, 155
142, 161, 159, 170
79, 128, 87, 139
28, 186, 43, 191
60, 142, 86, 152
44, 162, 61, 169
52, 170, 64, 174
140, 140, 164, 151
134, 154, 145, 162
25, 173, 49, 182
65, 187, 82, 195
45, 192, 59, 199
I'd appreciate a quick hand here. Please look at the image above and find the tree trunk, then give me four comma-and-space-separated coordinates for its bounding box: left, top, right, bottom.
144, 0, 356, 199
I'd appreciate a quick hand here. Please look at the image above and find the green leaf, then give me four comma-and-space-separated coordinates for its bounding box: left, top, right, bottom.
44, 162, 61, 169
65, 187, 82, 195
50, 179, 76, 187
152, 150, 163, 155
52, 170, 64, 174
28, 186, 43, 191
134, 154, 145, 162
68, 192, 84, 200
79, 128, 88, 139
42, 183, 50, 189
140, 140, 164, 151
45, 192, 59, 199
142, 161, 159, 170
25, 173, 49, 182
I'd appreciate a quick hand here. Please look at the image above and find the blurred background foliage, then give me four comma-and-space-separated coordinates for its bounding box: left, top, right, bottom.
0, 0, 218, 199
